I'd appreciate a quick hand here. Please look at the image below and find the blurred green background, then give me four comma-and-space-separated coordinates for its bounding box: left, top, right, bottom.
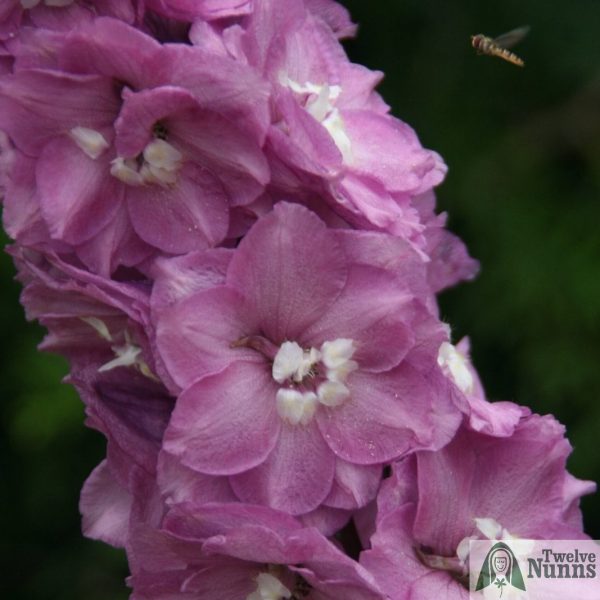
1, 0, 599, 597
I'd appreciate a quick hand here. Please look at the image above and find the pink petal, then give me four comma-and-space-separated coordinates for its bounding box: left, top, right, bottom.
80, 460, 132, 548
229, 422, 335, 515
180, 563, 256, 599
75, 203, 153, 277
59, 17, 164, 87
114, 86, 198, 157
169, 103, 270, 206
150, 248, 233, 312
126, 163, 229, 253
300, 505, 350, 536
157, 451, 237, 506
156, 285, 260, 389
324, 459, 382, 510
166, 44, 270, 140
267, 91, 343, 178
227, 202, 348, 342
0, 70, 118, 154
37, 138, 124, 244
303, 264, 417, 372
343, 109, 447, 194
163, 362, 281, 475
317, 364, 460, 464
163, 502, 302, 542
413, 415, 588, 556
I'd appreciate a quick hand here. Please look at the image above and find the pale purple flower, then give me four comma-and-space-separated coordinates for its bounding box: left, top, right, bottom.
215, 0, 446, 245
0, 17, 269, 274
127, 501, 387, 600
154, 202, 461, 515
360, 415, 596, 600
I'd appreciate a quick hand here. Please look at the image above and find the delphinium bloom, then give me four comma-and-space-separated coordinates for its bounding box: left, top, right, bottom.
154, 202, 462, 516
360, 415, 596, 600
0, 16, 270, 274
200, 0, 446, 246
127, 499, 387, 600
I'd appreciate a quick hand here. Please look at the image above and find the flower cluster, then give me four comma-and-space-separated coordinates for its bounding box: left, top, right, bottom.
0, 1, 594, 598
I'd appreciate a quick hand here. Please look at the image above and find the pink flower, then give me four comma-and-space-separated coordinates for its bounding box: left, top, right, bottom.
0, 17, 269, 274
127, 501, 387, 599
361, 415, 595, 600
154, 202, 461, 515
215, 0, 446, 245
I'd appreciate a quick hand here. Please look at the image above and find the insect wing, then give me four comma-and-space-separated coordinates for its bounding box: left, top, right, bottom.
492, 26, 530, 49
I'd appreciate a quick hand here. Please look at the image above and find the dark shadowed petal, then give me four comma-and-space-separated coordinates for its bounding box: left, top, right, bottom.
163, 362, 281, 475
229, 421, 335, 515
227, 202, 347, 342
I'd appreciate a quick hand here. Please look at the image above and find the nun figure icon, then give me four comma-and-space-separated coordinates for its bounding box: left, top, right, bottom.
475, 542, 526, 598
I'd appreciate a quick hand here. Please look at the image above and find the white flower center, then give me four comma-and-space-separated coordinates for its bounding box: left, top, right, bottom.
456, 517, 531, 568
81, 318, 157, 380
110, 139, 183, 187
272, 338, 357, 425
437, 341, 474, 395
69, 127, 110, 160
283, 77, 352, 162
247, 573, 291, 600
276, 389, 317, 426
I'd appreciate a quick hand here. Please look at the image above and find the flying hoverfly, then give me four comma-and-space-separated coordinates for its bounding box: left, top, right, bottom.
471, 26, 530, 67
